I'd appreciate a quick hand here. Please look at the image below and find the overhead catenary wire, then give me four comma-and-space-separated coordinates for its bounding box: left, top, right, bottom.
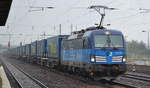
5, 0, 150, 45
51, 0, 83, 23
110, 12, 140, 23
118, 8, 150, 30
104, 0, 117, 6
8, 0, 33, 29
12, 0, 43, 24
58, 1, 141, 28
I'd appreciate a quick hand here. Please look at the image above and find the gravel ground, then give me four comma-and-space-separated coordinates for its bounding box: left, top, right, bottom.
2, 56, 128, 88
127, 64, 150, 75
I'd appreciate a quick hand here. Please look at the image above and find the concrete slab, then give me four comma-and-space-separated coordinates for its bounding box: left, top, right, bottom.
0, 66, 11, 88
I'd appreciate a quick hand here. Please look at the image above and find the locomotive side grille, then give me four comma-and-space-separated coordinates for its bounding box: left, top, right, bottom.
112, 56, 122, 62
95, 56, 106, 62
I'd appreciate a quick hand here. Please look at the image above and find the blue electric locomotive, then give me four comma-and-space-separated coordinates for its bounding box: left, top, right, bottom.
9, 26, 126, 80
61, 27, 126, 80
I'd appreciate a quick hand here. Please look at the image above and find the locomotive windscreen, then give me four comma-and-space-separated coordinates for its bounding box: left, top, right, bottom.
94, 35, 124, 48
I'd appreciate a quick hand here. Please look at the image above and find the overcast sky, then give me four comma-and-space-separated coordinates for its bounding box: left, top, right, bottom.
1, 0, 150, 46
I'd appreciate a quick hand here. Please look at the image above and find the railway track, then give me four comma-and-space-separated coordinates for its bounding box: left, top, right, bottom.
124, 73, 150, 82
12, 63, 48, 88
113, 72, 150, 88
0, 57, 48, 88
5, 56, 132, 88
2, 62, 23, 88
3, 56, 150, 88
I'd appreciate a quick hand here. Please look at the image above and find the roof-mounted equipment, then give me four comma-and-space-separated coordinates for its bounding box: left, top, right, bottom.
88, 5, 116, 29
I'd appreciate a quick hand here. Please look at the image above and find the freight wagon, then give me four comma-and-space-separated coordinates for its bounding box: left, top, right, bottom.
25, 44, 31, 60
47, 35, 68, 68
36, 39, 47, 65
31, 41, 38, 62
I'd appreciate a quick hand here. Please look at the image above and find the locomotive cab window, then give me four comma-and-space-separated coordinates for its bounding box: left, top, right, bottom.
94, 35, 124, 48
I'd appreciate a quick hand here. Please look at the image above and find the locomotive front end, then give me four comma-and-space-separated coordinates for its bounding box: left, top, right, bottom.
87, 29, 127, 78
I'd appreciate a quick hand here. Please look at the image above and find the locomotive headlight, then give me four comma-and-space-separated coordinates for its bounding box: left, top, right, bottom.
122, 58, 126, 62
91, 57, 96, 62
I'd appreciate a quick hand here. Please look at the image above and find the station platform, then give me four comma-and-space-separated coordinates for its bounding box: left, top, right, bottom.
0, 66, 11, 88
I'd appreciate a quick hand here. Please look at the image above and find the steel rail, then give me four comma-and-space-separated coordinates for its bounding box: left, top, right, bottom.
10, 63, 48, 88
1, 59, 23, 88
123, 74, 150, 82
